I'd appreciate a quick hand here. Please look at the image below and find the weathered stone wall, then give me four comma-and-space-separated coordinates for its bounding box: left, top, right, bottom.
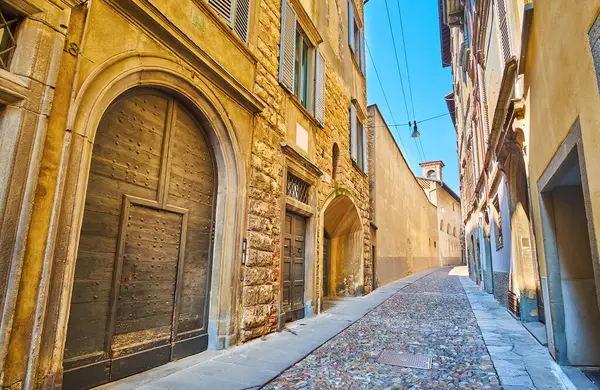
241, 0, 371, 341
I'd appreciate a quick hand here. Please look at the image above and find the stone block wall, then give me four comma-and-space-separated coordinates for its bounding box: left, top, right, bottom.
241, 0, 371, 342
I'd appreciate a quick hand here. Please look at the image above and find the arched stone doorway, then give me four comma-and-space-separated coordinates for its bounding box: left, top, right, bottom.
322, 195, 363, 297
62, 88, 218, 388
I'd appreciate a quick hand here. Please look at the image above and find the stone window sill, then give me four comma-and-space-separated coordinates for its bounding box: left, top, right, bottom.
288, 92, 322, 129
351, 159, 368, 178
0, 68, 28, 105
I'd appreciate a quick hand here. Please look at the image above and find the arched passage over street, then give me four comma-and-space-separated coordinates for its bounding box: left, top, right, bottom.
323, 195, 363, 297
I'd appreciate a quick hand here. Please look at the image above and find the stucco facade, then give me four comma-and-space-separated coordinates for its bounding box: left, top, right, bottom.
524, 0, 600, 367
440, 0, 600, 371
416, 161, 461, 268
0, 0, 371, 388
367, 105, 439, 287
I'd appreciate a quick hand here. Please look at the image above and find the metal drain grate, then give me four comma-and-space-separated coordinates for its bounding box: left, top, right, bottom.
377, 351, 432, 370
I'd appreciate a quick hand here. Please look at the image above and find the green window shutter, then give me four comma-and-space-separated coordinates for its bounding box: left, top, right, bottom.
362, 124, 368, 173
348, 0, 355, 53
359, 29, 366, 74
314, 49, 326, 126
233, 0, 251, 42
349, 104, 358, 162
278, 0, 296, 92
209, 0, 233, 24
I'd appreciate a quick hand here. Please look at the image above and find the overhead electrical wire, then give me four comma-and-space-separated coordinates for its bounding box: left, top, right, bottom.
395, 0, 427, 161
365, 39, 414, 166
383, 0, 411, 121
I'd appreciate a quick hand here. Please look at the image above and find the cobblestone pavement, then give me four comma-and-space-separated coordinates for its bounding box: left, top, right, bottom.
264, 268, 501, 389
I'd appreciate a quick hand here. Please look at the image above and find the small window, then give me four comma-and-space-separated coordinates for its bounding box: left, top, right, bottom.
440, 219, 444, 231
427, 170, 437, 180
0, 5, 20, 70
447, 224, 451, 234
286, 172, 310, 204
434, 241, 437, 248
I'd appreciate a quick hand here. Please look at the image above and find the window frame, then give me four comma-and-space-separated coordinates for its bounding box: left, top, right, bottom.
293, 25, 314, 112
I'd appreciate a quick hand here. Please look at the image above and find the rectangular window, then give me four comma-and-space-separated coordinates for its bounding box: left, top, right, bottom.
294, 27, 313, 110
286, 172, 310, 204
348, 0, 366, 75
349, 103, 367, 174
279, 1, 326, 125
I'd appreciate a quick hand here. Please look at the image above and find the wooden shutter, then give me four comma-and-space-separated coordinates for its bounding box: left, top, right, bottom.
314, 49, 326, 126
496, 0, 511, 63
209, 0, 233, 23
359, 29, 366, 74
233, 0, 251, 42
349, 104, 358, 161
362, 124, 368, 173
348, 0, 355, 53
279, 0, 296, 92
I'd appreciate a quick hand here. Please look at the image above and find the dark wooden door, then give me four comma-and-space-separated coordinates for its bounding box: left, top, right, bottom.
63, 90, 216, 389
282, 212, 306, 322
323, 235, 330, 297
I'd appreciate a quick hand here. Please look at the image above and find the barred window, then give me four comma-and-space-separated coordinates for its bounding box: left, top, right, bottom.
0, 5, 19, 70
286, 172, 310, 204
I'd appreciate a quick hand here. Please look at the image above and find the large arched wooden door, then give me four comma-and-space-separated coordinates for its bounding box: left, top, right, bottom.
63, 89, 216, 389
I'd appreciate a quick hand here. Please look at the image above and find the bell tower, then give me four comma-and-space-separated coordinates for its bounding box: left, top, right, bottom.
420, 160, 445, 181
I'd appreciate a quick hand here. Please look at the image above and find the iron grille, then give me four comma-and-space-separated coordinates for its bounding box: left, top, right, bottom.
0, 8, 19, 70
286, 173, 310, 204
508, 290, 520, 318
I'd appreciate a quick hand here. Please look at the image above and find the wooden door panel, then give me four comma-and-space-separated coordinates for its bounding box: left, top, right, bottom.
65, 91, 216, 388
283, 212, 305, 319
169, 106, 214, 338
111, 205, 182, 352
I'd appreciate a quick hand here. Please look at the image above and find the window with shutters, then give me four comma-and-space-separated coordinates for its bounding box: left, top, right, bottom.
293, 26, 313, 111
279, 0, 326, 126
348, 0, 366, 76
349, 102, 367, 174
495, 0, 512, 63
208, 0, 251, 42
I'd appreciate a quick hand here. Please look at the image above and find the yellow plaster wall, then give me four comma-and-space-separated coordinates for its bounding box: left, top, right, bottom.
525, 0, 600, 276
369, 106, 439, 286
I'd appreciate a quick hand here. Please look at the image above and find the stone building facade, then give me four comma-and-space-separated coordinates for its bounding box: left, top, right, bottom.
440, 0, 600, 371
0, 0, 371, 388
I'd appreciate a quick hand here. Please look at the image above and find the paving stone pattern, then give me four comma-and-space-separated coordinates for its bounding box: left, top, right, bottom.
460, 276, 572, 390
265, 268, 501, 389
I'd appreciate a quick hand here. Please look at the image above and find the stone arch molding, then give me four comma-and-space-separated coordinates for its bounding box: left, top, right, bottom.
320, 189, 365, 297
40, 53, 247, 385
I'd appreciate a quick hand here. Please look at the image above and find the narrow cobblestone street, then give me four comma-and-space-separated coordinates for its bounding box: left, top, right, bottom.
99, 267, 576, 390
265, 268, 501, 389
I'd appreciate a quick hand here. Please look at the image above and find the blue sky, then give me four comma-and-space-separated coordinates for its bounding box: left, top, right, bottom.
364, 0, 460, 194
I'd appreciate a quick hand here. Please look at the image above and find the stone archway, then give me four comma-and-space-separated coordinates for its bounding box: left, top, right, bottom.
62, 88, 220, 388
323, 195, 363, 297
34, 55, 249, 389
